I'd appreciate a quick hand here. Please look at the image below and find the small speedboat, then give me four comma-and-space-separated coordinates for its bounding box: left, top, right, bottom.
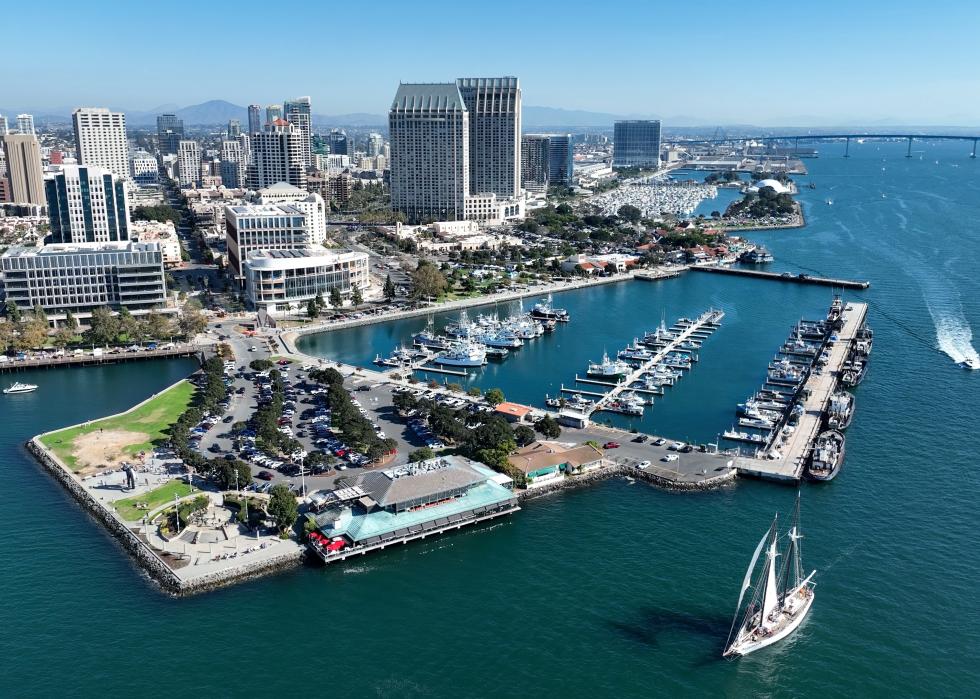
4, 381, 38, 394
959, 358, 980, 371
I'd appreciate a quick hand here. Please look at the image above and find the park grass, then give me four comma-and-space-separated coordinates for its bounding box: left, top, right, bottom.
113, 479, 195, 521
39, 380, 196, 472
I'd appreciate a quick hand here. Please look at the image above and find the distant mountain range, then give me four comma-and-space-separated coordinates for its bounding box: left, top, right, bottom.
3, 100, 976, 131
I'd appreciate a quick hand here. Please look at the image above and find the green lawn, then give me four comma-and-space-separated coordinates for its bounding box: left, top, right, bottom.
113, 479, 195, 521
39, 380, 196, 472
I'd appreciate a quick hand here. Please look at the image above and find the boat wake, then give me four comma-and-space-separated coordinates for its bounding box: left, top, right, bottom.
932, 311, 980, 367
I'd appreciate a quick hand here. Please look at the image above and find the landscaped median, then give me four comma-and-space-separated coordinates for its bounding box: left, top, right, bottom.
37, 380, 196, 475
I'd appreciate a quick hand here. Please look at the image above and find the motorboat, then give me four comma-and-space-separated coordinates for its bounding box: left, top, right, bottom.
435, 340, 487, 367
806, 429, 845, 481
826, 391, 854, 430
587, 353, 631, 381
3, 381, 38, 394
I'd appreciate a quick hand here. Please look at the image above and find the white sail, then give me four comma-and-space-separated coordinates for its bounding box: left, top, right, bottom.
760, 537, 781, 627
735, 529, 769, 614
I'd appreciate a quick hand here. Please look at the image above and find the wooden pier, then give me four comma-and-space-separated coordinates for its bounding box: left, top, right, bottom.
690, 265, 870, 289
735, 301, 868, 482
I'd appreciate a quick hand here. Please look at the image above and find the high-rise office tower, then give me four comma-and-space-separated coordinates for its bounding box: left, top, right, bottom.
366, 132, 384, 157
327, 129, 349, 156
521, 133, 573, 192
73, 108, 130, 178
16, 114, 35, 135
227, 119, 241, 140
247, 119, 306, 190
0, 115, 8, 136
456, 77, 521, 198
2, 133, 45, 204
266, 104, 283, 124
612, 120, 662, 168
45, 165, 131, 243
156, 113, 184, 156
248, 104, 262, 134
220, 139, 246, 188
388, 83, 469, 223
237, 132, 250, 166
283, 96, 312, 169
177, 140, 202, 188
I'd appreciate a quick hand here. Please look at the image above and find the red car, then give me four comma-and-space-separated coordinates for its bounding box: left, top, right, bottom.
277, 359, 290, 365
256, 470, 274, 480
603, 441, 620, 449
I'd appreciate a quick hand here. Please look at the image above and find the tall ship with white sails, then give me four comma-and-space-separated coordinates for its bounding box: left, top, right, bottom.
724, 495, 815, 657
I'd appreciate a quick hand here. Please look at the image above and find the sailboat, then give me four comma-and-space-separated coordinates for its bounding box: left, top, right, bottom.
723, 494, 815, 657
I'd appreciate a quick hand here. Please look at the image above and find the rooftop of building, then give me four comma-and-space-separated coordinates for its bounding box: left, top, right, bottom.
391, 83, 466, 112
494, 402, 533, 418
225, 202, 303, 217
325, 459, 514, 543
2, 241, 160, 258
507, 441, 603, 475
243, 246, 365, 268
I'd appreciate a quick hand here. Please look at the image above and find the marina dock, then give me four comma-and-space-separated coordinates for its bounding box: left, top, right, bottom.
735, 301, 868, 482
690, 265, 870, 289
590, 309, 725, 416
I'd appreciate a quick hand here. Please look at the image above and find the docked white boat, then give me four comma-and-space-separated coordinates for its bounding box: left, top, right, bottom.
3, 381, 38, 394
435, 340, 487, 367
587, 353, 631, 381
724, 495, 815, 658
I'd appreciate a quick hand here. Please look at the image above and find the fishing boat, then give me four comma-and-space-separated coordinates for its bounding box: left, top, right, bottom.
840, 358, 867, 387
807, 429, 845, 481
854, 325, 874, 357
435, 340, 487, 367
3, 381, 38, 394
618, 340, 654, 361
960, 358, 980, 370
723, 495, 815, 657
587, 353, 631, 381
485, 347, 509, 360
412, 330, 450, 351
723, 429, 766, 444
826, 391, 854, 430
530, 294, 569, 322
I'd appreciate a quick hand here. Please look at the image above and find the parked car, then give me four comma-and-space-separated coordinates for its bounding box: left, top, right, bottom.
663, 454, 679, 463
652, 438, 667, 446
256, 470, 274, 480
603, 441, 620, 449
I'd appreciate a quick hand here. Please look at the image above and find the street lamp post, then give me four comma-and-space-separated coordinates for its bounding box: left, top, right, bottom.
174, 493, 181, 536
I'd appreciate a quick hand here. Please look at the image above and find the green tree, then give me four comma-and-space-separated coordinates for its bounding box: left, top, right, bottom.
178, 300, 207, 338
484, 387, 505, 406
514, 425, 536, 447
142, 311, 174, 340
268, 484, 299, 534
411, 261, 448, 299
329, 286, 344, 309
51, 325, 76, 348
383, 274, 396, 301
16, 317, 48, 350
534, 415, 562, 439
307, 299, 320, 319
0, 321, 14, 353
350, 286, 363, 307
4, 301, 21, 323
408, 446, 436, 462
466, 386, 482, 397
117, 307, 140, 341
87, 306, 118, 346
618, 204, 642, 223
315, 292, 325, 310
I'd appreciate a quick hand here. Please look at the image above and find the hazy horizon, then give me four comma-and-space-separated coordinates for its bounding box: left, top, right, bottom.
6, 0, 980, 127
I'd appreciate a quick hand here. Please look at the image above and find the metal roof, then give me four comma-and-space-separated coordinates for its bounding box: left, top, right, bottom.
390, 83, 466, 112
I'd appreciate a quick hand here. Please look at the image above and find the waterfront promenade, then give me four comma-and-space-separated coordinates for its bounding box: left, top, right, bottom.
0, 343, 204, 373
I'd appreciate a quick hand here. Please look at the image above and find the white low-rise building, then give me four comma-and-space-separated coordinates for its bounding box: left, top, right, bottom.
253, 182, 328, 245
132, 220, 181, 266
243, 247, 369, 315
463, 193, 524, 224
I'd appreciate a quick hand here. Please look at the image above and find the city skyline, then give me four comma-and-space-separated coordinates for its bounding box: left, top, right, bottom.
5, 0, 980, 126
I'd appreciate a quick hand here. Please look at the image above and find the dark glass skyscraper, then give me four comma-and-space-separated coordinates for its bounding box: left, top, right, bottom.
156, 114, 184, 156
248, 104, 262, 134
612, 120, 661, 168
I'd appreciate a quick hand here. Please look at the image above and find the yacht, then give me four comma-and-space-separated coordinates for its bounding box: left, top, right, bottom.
3, 381, 38, 394
530, 294, 569, 322
435, 340, 487, 367
618, 340, 654, 361
587, 353, 631, 381
807, 429, 845, 481
724, 495, 815, 657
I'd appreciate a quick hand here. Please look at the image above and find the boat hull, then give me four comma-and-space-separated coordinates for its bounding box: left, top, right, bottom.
725, 589, 814, 657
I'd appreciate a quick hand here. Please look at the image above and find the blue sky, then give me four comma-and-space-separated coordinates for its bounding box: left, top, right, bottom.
5, 0, 980, 125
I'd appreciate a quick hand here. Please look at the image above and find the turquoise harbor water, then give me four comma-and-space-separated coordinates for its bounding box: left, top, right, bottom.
3, 141, 980, 696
